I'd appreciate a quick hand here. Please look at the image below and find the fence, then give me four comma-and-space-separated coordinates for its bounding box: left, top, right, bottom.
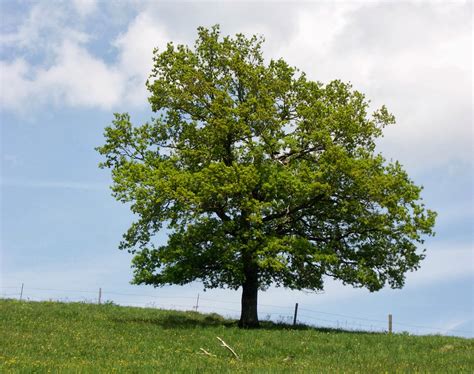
1, 283, 472, 338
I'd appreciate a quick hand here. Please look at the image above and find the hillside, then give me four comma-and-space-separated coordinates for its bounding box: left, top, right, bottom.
0, 299, 472, 372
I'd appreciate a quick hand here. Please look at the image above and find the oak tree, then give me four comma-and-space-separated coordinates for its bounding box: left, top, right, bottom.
97, 26, 436, 328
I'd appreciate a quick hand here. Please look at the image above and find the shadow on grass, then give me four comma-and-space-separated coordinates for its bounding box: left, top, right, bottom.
111, 311, 235, 329
111, 310, 382, 335
259, 321, 382, 335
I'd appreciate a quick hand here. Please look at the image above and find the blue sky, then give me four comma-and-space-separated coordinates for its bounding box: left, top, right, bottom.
1, 0, 472, 337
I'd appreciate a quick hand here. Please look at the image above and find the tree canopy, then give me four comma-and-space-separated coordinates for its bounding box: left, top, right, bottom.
97, 26, 436, 327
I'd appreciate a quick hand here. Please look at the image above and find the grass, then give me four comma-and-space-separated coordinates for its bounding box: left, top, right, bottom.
1, 299, 473, 373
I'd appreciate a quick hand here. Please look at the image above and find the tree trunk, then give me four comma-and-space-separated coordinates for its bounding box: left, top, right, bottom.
238, 266, 259, 328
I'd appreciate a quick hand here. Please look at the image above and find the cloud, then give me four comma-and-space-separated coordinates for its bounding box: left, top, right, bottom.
0, 2, 89, 53
0, 2, 119, 112
1, 1, 471, 169
272, 2, 472, 170
72, 0, 98, 17
114, 12, 174, 107
0, 59, 31, 111
0, 4, 173, 112
0, 42, 125, 111
37, 41, 125, 109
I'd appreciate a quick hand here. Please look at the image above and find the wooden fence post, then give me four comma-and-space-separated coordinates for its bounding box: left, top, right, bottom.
20, 283, 24, 301
388, 314, 392, 334
195, 293, 200, 311
293, 303, 299, 326
98, 288, 102, 305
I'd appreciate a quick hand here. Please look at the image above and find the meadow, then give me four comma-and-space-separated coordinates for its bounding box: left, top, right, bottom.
1, 299, 473, 373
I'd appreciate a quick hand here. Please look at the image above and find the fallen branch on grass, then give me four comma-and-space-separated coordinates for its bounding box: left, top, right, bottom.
216, 336, 240, 360
199, 348, 216, 357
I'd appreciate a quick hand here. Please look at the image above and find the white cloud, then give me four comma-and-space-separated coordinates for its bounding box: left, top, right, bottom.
0, 59, 31, 111
0, 2, 117, 112
114, 12, 174, 106
0, 5, 175, 112
115, 13, 170, 78
36, 41, 125, 109
0, 2, 89, 52
271, 2, 472, 170
72, 0, 98, 17
1, 1, 471, 169
270, 3, 361, 81
0, 42, 125, 111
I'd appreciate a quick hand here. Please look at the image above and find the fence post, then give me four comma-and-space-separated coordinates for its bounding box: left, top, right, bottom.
195, 293, 200, 311
293, 303, 299, 326
388, 314, 392, 334
20, 283, 24, 301
98, 288, 102, 305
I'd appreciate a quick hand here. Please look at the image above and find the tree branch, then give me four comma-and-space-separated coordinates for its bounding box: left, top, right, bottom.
262, 194, 324, 223
276, 144, 324, 165
214, 207, 231, 222
119, 146, 144, 162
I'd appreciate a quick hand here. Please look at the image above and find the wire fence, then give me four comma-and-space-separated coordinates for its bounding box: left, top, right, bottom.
1, 284, 472, 338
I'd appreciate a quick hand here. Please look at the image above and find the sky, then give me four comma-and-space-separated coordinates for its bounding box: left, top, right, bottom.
0, 0, 472, 337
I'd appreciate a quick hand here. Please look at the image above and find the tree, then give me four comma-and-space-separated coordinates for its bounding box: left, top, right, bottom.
97, 26, 436, 328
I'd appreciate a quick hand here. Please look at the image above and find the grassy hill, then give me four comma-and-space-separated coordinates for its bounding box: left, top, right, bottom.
0, 299, 472, 373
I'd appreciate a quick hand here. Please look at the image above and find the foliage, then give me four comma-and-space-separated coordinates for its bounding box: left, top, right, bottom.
97, 26, 436, 326
1, 300, 473, 373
